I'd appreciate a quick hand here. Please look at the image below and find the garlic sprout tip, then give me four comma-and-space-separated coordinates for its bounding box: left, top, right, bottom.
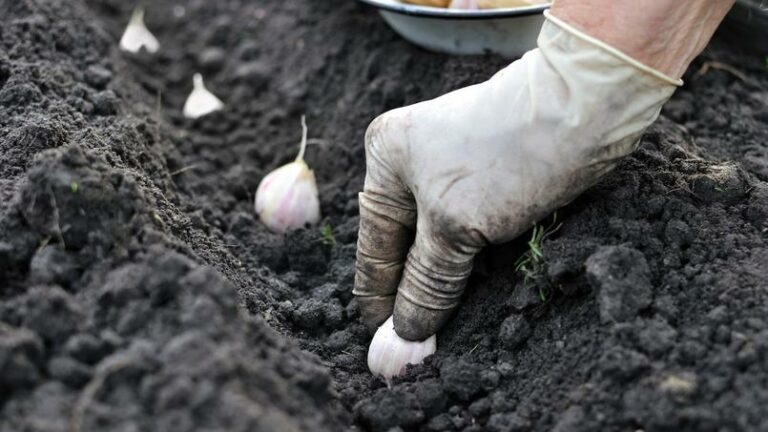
296, 115, 308, 162
193, 73, 204, 88
131, 7, 145, 22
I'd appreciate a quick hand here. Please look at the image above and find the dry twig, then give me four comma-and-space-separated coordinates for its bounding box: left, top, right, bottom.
694, 61, 749, 83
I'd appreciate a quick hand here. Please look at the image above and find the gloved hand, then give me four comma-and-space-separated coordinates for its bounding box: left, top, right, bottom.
354, 11, 681, 341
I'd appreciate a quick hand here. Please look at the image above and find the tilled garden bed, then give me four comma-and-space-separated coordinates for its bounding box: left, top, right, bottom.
1, 1, 767, 431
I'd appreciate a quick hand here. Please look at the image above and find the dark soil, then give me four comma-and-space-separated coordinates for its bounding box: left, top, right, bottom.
1, 1, 767, 431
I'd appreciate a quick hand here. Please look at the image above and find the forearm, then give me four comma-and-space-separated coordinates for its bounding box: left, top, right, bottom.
549, 0, 735, 78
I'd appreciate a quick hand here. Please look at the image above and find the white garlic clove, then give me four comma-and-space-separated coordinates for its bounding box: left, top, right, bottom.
255, 116, 321, 233
368, 316, 437, 382
119, 8, 160, 54
475, 0, 548, 8
183, 73, 224, 119
449, 0, 479, 8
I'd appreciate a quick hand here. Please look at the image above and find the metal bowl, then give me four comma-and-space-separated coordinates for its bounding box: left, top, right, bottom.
357, 0, 551, 58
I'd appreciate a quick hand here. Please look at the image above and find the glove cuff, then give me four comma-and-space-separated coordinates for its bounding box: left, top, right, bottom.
543, 10, 683, 87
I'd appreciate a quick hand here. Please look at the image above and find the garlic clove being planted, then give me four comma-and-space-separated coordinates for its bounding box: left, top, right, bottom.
255, 116, 321, 233
368, 316, 437, 382
119, 8, 160, 54
183, 73, 224, 119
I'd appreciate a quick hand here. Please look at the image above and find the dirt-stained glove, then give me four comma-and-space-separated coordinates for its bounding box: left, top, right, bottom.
354, 11, 682, 341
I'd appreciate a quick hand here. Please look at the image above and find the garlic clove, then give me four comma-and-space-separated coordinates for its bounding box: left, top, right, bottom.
255, 160, 321, 233
475, 0, 548, 8
402, 0, 451, 7
183, 73, 224, 119
367, 316, 437, 382
255, 116, 321, 233
449, 0, 479, 8
119, 8, 160, 54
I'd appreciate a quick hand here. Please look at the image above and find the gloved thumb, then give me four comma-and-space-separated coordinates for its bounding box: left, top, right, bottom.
392, 227, 477, 341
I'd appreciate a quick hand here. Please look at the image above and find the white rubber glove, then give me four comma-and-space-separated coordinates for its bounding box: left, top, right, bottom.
354, 11, 681, 341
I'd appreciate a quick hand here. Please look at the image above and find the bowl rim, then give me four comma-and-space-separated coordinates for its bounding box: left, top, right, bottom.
357, 0, 551, 20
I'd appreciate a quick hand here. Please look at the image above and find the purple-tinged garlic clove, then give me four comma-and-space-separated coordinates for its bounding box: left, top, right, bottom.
255, 160, 321, 233
255, 116, 321, 233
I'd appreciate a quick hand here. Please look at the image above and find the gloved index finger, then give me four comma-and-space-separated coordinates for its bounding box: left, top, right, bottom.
354, 189, 416, 330
354, 114, 417, 330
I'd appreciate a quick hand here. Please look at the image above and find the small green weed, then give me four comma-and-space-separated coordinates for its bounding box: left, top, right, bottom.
514, 213, 562, 302
320, 224, 337, 247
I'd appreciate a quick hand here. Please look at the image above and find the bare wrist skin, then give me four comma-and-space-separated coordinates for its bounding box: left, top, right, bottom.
549, 0, 736, 78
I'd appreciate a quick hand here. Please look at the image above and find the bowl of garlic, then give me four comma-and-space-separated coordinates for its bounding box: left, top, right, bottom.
357, 0, 550, 58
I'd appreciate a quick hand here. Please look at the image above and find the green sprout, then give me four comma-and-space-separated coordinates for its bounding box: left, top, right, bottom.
70, 181, 79, 193
38, 235, 52, 249
320, 224, 337, 247
514, 213, 562, 302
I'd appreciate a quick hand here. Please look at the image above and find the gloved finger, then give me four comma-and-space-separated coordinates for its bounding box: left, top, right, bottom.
354, 118, 416, 331
354, 192, 415, 330
393, 226, 477, 341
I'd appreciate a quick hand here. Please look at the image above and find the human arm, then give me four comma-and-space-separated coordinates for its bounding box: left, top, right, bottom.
354, 0, 735, 341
